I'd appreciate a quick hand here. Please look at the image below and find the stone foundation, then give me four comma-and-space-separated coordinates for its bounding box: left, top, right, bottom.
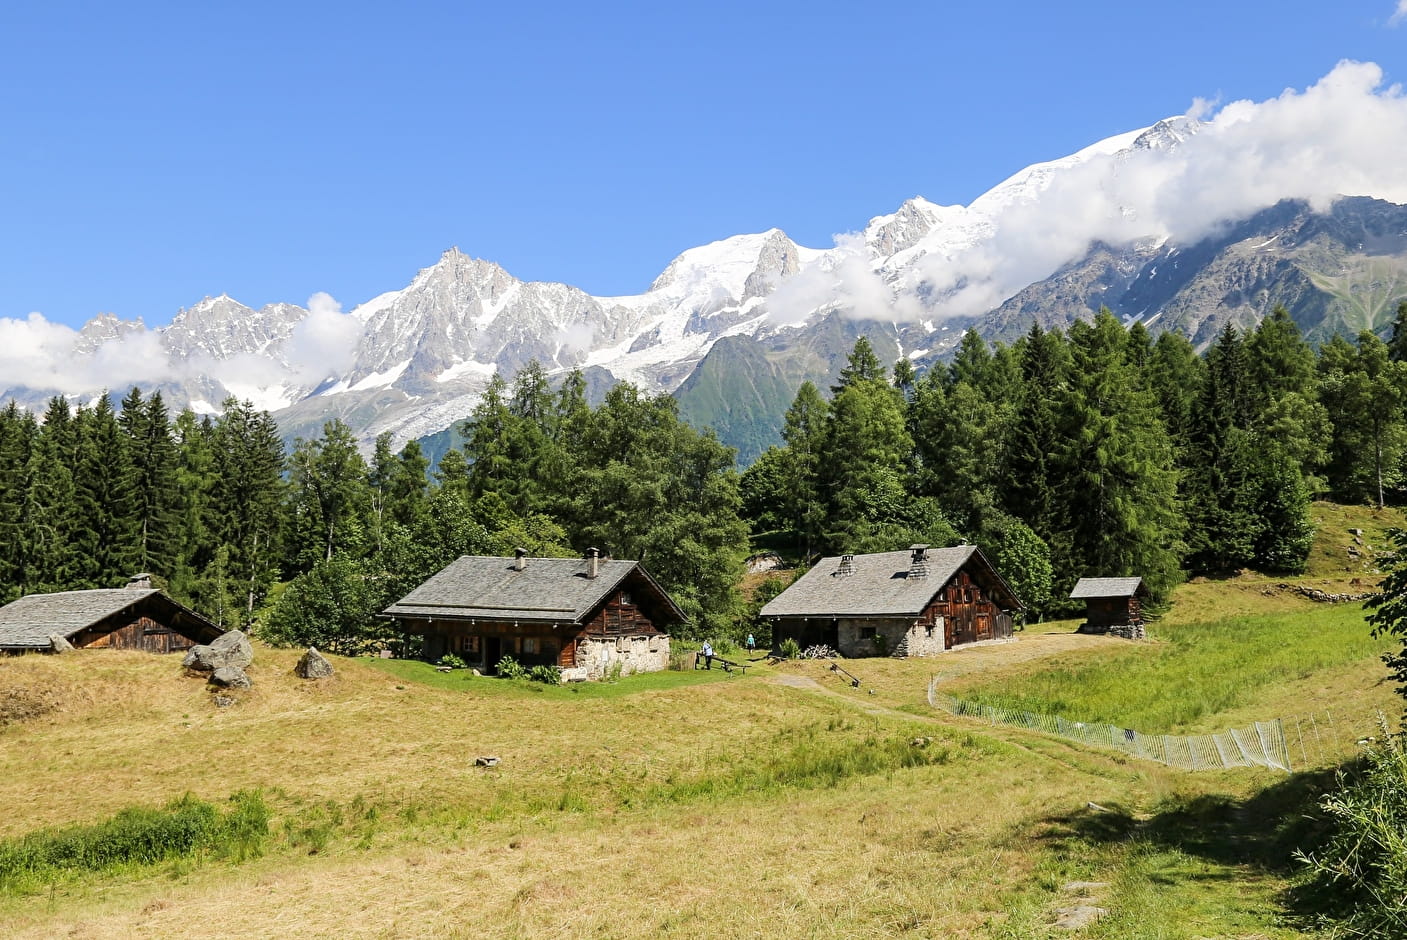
574, 634, 670, 679
1077, 622, 1145, 640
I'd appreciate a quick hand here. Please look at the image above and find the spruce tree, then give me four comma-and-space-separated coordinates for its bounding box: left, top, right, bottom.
1057, 311, 1182, 599
71, 393, 139, 588
999, 323, 1068, 547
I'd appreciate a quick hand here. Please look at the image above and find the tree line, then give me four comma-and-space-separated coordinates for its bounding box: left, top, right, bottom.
0, 363, 748, 651
3, 304, 1406, 644
743, 306, 1407, 615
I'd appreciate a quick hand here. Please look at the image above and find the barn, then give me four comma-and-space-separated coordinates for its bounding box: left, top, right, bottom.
381, 549, 685, 680
0, 575, 224, 654
1070, 577, 1149, 639
760, 544, 1023, 658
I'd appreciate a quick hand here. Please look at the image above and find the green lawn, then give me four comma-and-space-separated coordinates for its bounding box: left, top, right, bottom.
360, 656, 742, 699
949, 602, 1395, 733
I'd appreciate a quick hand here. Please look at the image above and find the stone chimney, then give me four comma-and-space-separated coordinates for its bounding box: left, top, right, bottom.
587, 547, 600, 579
836, 554, 855, 577
126, 573, 153, 590
513, 548, 528, 571
909, 545, 929, 578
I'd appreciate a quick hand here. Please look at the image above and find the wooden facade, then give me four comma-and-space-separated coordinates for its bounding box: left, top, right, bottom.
384, 554, 684, 679
1081, 595, 1143, 632
416, 588, 670, 672
929, 569, 1013, 648
1069, 577, 1149, 639
73, 615, 207, 654
0, 587, 223, 655
762, 546, 1022, 659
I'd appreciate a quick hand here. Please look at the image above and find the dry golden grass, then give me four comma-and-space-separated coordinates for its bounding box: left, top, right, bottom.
0, 613, 1378, 939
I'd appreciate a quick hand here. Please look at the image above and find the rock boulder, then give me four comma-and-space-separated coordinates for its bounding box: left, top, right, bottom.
209, 665, 252, 690
183, 630, 254, 673
48, 634, 75, 653
294, 647, 335, 679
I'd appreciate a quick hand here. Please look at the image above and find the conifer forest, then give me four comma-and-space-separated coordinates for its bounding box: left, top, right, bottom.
2, 306, 1406, 653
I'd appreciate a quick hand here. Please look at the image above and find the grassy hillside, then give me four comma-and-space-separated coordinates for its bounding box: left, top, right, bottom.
1, 516, 1402, 936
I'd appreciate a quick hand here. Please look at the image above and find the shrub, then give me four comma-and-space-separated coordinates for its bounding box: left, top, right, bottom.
0, 791, 270, 893
496, 656, 527, 680
1296, 721, 1407, 938
437, 653, 468, 670
527, 665, 562, 685
779, 638, 801, 660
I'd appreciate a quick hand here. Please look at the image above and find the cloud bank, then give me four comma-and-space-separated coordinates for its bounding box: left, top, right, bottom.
774, 60, 1407, 324
0, 293, 365, 407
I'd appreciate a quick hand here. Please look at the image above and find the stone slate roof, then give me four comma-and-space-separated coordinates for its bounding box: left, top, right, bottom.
760, 546, 1022, 619
0, 589, 168, 650
381, 556, 686, 626
1069, 577, 1147, 599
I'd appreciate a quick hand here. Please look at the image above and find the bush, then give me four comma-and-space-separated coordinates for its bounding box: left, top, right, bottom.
437, 653, 468, 670
496, 656, 527, 680
0, 791, 270, 893
779, 638, 801, 660
1296, 721, 1407, 937
527, 665, 562, 684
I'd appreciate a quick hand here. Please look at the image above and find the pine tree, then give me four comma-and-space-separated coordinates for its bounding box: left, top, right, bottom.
999, 323, 1068, 547
71, 393, 139, 588
823, 340, 917, 551
0, 403, 37, 599
287, 418, 371, 569
778, 381, 828, 556
21, 398, 80, 592
1057, 311, 1182, 599
119, 389, 182, 576
209, 399, 285, 618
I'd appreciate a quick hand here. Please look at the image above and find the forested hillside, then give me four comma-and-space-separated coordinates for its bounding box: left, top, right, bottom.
3, 304, 1406, 647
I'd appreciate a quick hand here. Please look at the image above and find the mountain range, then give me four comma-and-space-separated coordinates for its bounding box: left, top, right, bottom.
9, 116, 1407, 466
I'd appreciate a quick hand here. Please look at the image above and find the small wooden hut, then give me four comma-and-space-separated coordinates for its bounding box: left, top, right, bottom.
0, 576, 223, 654
760, 544, 1023, 658
1069, 577, 1149, 639
381, 549, 686, 680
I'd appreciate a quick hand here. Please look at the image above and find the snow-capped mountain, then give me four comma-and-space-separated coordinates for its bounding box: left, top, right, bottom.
10, 110, 1407, 464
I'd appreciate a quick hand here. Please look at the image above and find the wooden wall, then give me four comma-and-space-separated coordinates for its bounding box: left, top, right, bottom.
75, 615, 202, 654
925, 569, 1012, 649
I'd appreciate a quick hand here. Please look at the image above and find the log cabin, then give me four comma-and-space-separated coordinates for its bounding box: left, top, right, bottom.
0, 575, 224, 654
1070, 577, 1149, 639
381, 549, 685, 680
760, 544, 1023, 658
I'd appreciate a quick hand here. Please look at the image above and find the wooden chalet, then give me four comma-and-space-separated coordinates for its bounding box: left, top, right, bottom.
760, 545, 1023, 658
381, 549, 685, 679
0, 576, 223, 654
1070, 577, 1149, 639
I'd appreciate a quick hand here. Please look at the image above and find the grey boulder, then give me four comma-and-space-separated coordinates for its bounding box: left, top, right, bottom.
295, 647, 335, 679
183, 630, 254, 672
48, 634, 75, 653
209, 665, 252, 690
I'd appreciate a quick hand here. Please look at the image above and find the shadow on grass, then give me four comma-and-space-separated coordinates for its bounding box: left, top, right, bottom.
1037, 761, 1362, 928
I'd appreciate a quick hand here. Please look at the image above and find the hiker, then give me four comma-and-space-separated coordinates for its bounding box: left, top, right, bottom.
701, 640, 713, 669
745, 633, 756, 654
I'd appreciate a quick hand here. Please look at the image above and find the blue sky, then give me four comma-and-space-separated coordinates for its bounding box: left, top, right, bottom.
2, 1, 1405, 330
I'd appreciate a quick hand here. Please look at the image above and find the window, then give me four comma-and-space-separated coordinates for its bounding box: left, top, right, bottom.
620, 591, 634, 606
452, 635, 481, 654
521, 637, 538, 654
859, 626, 876, 640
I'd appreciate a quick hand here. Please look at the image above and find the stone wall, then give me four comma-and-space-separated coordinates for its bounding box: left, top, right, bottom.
836, 618, 946, 658
573, 634, 670, 680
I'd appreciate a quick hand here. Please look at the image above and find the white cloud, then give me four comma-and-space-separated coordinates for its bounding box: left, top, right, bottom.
0, 291, 366, 407
1391, 2, 1407, 26
768, 232, 925, 325
284, 292, 364, 383
0, 313, 178, 393
899, 60, 1407, 319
